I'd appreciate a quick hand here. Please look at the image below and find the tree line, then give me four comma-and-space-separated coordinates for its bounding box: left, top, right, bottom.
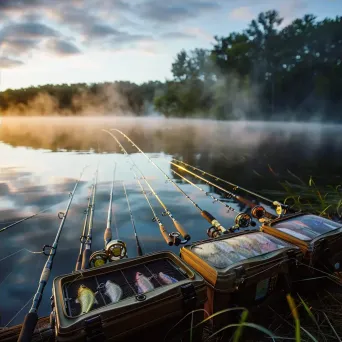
1, 10, 341, 121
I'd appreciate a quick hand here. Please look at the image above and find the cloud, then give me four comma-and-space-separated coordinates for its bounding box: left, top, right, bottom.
184, 27, 213, 42
0, 22, 59, 39
161, 32, 195, 40
0, 56, 24, 68
46, 38, 81, 56
229, 6, 254, 21
0, 0, 221, 69
137, 0, 220, 23
0, 37, 39, 55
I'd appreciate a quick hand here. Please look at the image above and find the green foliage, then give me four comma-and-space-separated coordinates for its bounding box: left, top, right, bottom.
1, 10, 341, 120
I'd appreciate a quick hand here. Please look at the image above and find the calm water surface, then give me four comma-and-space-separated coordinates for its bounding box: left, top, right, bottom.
0, 117, 341, 326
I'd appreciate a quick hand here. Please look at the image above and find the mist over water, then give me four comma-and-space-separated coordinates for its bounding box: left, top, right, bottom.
0, 116, 341, 327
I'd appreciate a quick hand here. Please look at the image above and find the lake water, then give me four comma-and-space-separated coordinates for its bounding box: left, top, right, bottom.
0, 117, 341, 327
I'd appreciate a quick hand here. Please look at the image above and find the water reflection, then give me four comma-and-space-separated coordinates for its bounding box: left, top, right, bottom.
0, 117, 341, 326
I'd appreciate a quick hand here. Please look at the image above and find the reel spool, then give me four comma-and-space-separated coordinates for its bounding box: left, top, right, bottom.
89, 250, 108, 268
234, 213, 252, 228
251, 206, 266, 220
105, 239, 128, 261
169, 232, 181, 246
207, 226, 221, 238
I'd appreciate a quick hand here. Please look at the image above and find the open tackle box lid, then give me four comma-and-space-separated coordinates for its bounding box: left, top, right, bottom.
52, 251, 207, 339
180, 230, 303, 291
261, 213, 342, 271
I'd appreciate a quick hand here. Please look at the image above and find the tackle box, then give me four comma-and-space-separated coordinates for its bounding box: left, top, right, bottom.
52, 251, 207, 342
180, 230, 303, 332
261, 213, 342, 274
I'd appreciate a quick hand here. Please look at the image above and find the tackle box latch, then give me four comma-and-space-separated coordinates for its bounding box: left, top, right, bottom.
84, 315, 106, 342
181, 283, 197, 312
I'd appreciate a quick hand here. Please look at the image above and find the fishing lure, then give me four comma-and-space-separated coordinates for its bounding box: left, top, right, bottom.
158, 272, 178, 285
75, 285, 98, 314
136, 272, 154, 294
104, 280, 123, 304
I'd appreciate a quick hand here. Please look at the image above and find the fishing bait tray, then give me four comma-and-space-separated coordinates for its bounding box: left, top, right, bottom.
52, 251, 207, 342
180, 230, 303, 333
261, 213, 342, 285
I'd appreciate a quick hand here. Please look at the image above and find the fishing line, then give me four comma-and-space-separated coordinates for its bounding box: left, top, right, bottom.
169, 161, 271, 221
17, 166, 87, 342
75, 176, 96, 271
134, 171, 174, 246
5, 296, 34, 327
103, 129, 186, 245
0, 248, 43, 264
0, 203, 59, 234
110, 129, 237, 236
172, 158, 288, 214
104, 163, 117, 245
81, 165, 99, 270
122, 181, 143, 256
0, 270, 14, 288
170, 168, 256, 231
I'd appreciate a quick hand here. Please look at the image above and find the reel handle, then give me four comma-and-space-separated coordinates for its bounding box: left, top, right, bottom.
173, 220, 190, 241
160, 224, 173, 246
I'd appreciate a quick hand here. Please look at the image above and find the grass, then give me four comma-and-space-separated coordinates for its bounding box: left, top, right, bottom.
259, 168, 342, 221
173, 175, 342, 342
175, 285, 342, 342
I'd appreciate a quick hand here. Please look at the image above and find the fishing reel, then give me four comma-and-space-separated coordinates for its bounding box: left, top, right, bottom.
207, 226, 222, 238
169, 232, 188, 246
89, 250, 108, 268
106, 239, 128, 261
251, 205, 267, 220
234, 213, 254, 228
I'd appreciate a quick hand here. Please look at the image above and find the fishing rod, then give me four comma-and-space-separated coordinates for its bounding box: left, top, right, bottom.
103, 129, 186, 245
169, 161, 271, 221
169, 168, 256, 235
81, 166, 99, 270
172, 158, 288, 216
122, 181, 143, 256
134, 171, 173, 246
88, 164, 129, 268
75, 176, 96, 271
18, 166, 87, 342
0, 204, 58, 234
109, 129, 236, 236
104, 163, 117, 247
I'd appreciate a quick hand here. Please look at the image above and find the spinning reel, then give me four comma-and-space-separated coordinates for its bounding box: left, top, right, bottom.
169, 232, 189, 246
207, 213, 255, 238
89, 239, 128, 268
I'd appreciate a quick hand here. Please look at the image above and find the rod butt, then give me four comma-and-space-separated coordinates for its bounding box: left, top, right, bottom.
18, 312, 38, 342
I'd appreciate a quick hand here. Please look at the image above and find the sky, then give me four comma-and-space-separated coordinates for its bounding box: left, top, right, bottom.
0, 0, 340, 90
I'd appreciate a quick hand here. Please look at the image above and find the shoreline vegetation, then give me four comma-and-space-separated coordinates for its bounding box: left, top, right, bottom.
0, 10, 341, 121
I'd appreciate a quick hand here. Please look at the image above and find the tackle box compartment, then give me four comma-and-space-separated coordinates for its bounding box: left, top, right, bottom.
261, 213, 342, 276
180, 230, 303, 332
52, 251, 207, 342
